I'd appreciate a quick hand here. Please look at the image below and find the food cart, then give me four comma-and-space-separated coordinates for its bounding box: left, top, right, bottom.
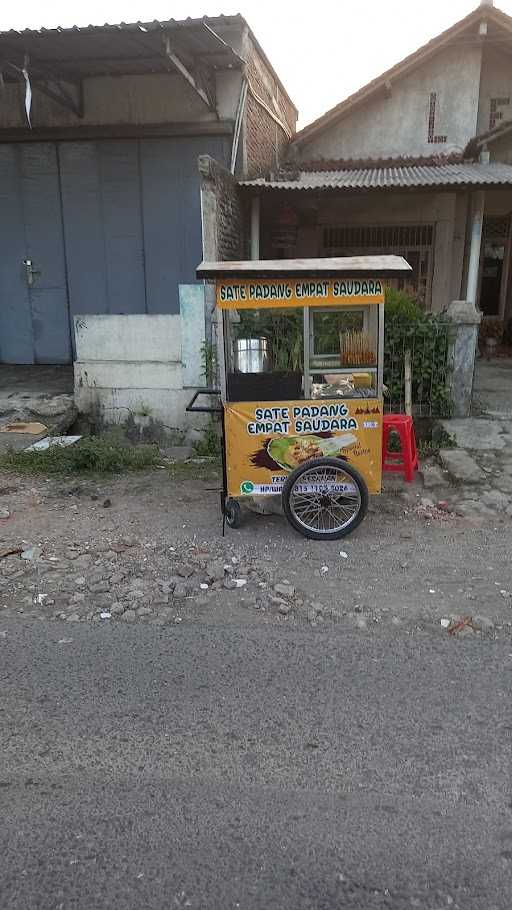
190, 256, 411, 540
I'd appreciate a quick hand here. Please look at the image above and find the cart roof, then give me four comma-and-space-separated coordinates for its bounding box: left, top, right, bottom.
197, 255, 411, 279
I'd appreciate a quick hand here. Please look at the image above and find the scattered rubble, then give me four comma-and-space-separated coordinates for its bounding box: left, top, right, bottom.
481, 489, 510, 512
0, 393, 77, 454
0, 443, 511, 635
278, 602, 293, 616
418, 416, 512, 520
274, 582, 295, 598
0, 546, 22, 559
447, 615, 480, 635
420, 464, 451, 490
25, 435, 81, 452
160, 445, 195, 462
408, 498, 456, 522
455, 500, 495, 519
2, 535, 446, 632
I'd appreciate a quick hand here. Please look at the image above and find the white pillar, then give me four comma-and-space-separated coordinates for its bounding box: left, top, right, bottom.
466, 190, 485, 306
250, 196, 260, 261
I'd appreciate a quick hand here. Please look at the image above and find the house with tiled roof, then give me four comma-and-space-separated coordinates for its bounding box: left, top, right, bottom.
242, 1, 512, 329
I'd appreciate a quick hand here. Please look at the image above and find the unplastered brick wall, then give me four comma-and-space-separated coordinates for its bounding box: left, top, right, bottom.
199, 155, 248, 261
243, 35, 297, 179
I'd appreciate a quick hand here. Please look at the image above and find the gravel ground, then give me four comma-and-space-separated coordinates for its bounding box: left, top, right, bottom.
1, 464, 511, 635
2, 463, 512, 909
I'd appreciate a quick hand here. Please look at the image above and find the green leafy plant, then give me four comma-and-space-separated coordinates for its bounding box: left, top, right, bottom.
384, 288, 454, 417
0, 436, 161, 475
133, 402, 153, 417
201, 340, 218, 384
430, 426, 457, 451
418, 430, 457, 460
384, 287, 426, 321
194, 419, 221, 458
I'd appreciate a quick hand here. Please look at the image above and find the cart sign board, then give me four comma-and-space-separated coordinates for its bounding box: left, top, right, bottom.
216, 278, 384, 310
225, 400, 383, 496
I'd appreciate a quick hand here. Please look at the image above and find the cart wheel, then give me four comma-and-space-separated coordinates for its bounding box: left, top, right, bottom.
282, 457, 368, 540
225, 498, 242, 529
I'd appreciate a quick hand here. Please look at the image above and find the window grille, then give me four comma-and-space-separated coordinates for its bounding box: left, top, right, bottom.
322, 224, 435, 306
483, 215, 510, 240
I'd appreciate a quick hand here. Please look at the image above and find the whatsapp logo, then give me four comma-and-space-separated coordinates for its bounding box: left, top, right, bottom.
241, 480, 254, 494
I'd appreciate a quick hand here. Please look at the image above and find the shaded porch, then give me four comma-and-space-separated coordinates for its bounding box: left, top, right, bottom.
241, 160, 512, 320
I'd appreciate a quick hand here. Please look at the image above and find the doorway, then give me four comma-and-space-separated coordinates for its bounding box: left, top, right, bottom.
0, 144, 71, 364
479, 216, 511, 318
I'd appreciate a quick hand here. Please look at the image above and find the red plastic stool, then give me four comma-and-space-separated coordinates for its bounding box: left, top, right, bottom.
382, 414, 418, 483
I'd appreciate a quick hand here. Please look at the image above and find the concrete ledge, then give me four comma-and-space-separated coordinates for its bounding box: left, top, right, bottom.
438, 417, 506, 451
439, 448, 485, 484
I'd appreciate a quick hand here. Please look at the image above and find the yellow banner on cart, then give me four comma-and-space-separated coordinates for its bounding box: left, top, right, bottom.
216, 277, 384, 310
225, 399, 383, 497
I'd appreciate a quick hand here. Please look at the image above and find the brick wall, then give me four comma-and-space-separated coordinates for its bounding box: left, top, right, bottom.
243, 35, 297, 179
198, 155, 248, 261
198, 154, 249, 383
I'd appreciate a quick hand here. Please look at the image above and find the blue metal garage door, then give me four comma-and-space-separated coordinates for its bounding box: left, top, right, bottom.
58, 140, 147, 325
0, 143, 71, 363
139, 137, 225, 314
0, 136, 228, 364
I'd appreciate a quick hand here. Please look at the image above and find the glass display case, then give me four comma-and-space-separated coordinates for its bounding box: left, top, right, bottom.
304, 303, 383, 400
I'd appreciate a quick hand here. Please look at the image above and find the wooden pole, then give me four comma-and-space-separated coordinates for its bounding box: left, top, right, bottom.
404, 349, 412, 416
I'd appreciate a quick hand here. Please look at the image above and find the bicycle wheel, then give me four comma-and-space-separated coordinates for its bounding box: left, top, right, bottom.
225, 498, 242, 529
282, 457, 368, 540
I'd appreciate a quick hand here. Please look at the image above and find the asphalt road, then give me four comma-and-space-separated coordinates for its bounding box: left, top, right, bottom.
1, 618, 512, 910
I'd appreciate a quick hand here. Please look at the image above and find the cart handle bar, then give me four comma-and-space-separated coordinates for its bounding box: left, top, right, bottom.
186, 389, 222, 414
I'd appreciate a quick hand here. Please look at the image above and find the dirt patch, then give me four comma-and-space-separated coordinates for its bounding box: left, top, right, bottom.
0, 465, 511, 635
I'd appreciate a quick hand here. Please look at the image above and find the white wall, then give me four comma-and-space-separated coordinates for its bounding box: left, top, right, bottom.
73, 287, 206, 429
298, 44, 482, 161
477, 48, 512, 136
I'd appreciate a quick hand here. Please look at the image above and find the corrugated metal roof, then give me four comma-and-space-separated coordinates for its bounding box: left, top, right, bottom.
0, 16, 244, 81
0, 16, 297, 113
240, 162, 512, 192
197, 255, 411, 279
0, 14, 242, 38
297, 153, 465, 172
